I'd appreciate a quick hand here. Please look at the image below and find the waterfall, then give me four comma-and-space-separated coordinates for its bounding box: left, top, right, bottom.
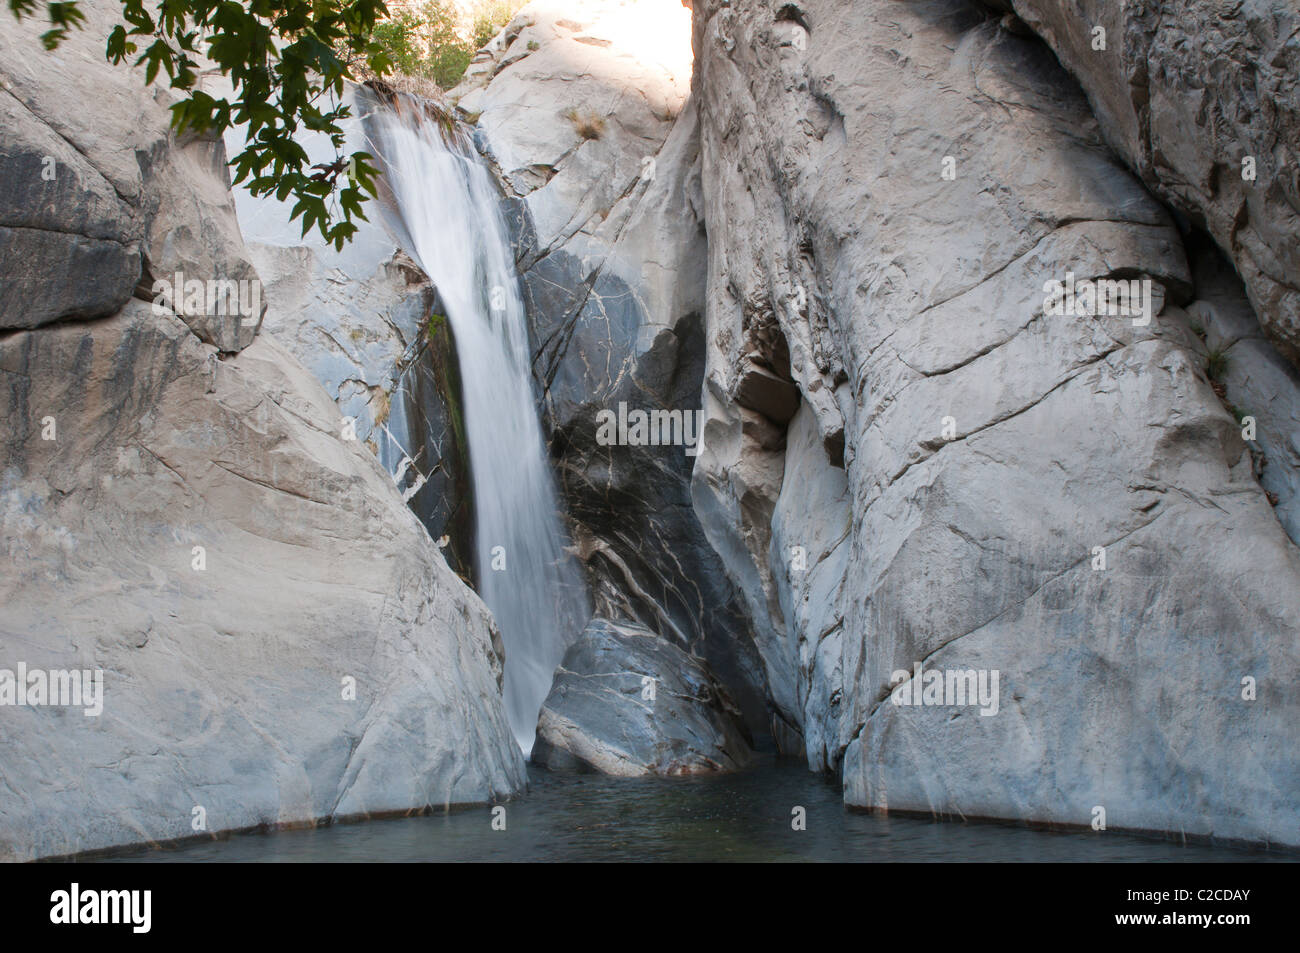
368, 99, 590, 754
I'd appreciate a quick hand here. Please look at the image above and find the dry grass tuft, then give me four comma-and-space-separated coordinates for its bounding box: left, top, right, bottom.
564, 107, 606, 141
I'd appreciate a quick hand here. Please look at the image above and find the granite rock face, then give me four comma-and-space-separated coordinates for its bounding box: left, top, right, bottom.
4, 0, 1300, 856
691, 0, 1300, 844
0, 1, 523, 860
225, 83, 475, 578
0, 3, 263, 350
532, 617, 753, 775
1006, 0, 1300, 369
1178, 235, 1300, 548
0, 87, 141, 328
0, 304, 525, 860
455, 0, 773, 736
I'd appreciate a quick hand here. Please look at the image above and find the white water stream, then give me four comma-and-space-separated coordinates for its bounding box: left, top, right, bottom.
370, 101, 589, 753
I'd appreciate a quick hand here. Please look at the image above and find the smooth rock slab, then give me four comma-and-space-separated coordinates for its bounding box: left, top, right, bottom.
532, 618, 753, 776
0, 301, 525, 860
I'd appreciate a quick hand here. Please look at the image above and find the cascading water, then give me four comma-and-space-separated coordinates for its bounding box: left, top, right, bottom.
368, 99, 590, 754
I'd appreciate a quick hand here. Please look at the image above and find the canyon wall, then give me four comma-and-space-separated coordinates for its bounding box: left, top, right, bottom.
3, 0, 1299, 853
690, 0, 1300, 844
1005, 0, 1300, 368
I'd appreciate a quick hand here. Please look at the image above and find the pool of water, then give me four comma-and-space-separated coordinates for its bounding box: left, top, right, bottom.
102, 757, 1293, 862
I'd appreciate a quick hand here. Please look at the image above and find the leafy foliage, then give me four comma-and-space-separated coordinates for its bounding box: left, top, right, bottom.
368, 0, 520, 89
8, 0, 393, 249
8, 0, 86, 48
371, 2, 466, 87
469, 0, 516, 47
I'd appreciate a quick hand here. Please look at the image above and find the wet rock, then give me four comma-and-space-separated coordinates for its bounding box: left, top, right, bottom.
223, 83, 474, 575
532, 618, 753, 775
461, 0, 772, 736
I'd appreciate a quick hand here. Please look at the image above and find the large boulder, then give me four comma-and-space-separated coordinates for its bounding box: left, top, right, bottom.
0, 301, 525, 860
532, 617, 753, 775
0, 88, 141, 327
691, 0, 1300, 844
0, 1, 523, 860
0, 3, 263, 349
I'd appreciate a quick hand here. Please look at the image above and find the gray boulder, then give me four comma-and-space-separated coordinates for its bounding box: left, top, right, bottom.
533, 618, 753, 775
0, 301, 524, 860
0, 89, 141, 327
0, 2, 523, 860
0, 1, 262, 349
